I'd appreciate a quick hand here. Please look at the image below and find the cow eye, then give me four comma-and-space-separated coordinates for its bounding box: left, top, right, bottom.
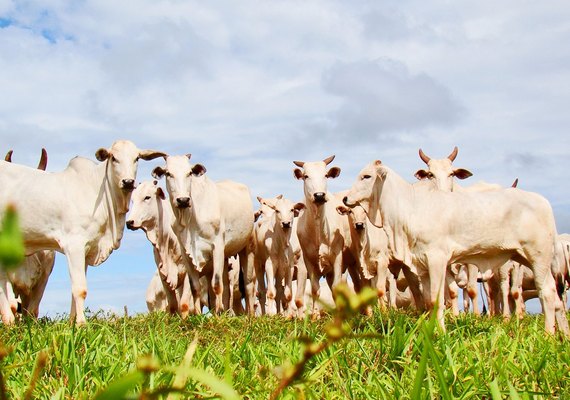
111, 155, 118, 163
165, 172, 173, 178
362, 174, 371, 180
427, 172, 434, 179
303, 175, 309, 180
144, 196, 151, 201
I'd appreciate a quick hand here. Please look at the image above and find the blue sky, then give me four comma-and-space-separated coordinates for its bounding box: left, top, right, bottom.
1, 0, 569, 316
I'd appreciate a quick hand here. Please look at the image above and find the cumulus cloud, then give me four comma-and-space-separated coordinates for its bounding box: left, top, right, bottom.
321, 58, 465, 141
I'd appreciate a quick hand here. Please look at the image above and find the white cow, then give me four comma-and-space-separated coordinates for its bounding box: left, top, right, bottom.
152, 155, 256, 315
293, 156, 360, 318
0, 140, 166, 325
414, 146, 520, 317
0, 149, 54, 324
126, 180, 194, 315
254, 195, 305, 316
343, 160, 568, 335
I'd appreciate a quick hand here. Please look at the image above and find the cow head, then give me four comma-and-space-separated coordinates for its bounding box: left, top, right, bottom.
343, 160, 384, 228
337, 204, 367, 232
96, 140, 166, 192
255, 195, 281, 222
414, 146, 473, 192
152, 154, 205, 210
126, 180, 166, 231
293, 155, 340, 205
263, 196, 305, 231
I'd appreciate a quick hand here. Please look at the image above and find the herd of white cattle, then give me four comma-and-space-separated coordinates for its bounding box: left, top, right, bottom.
0, 140, 568, 336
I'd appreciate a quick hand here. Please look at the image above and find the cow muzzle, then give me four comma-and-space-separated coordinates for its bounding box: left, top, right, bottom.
355, 222, 365, 231
176, 197, 191, 208
126, 220, 138, 230
281, 221, 291, 230
121, 179, 135, 191
313, 192, 327, 204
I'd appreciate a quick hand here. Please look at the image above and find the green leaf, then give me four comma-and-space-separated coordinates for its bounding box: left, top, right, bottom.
93, 371, 144, 400
185, 367, 240, 400
0, 204, 25, 270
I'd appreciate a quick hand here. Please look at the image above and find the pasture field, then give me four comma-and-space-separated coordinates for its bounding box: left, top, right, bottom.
0, 308, 568, 399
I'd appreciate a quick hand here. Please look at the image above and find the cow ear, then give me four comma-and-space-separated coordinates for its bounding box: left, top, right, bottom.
253, 210, 262, 222
293, 202, 305, 217
256, 196, 263, 204
139, 150, 167, 161
276, 194, 283, 200
95, 148, 110, 161
152, 166, 166, 179
326, 166, 341, 179
192, 164, 207, 176
336, 205, 350, 216
414, 169, 430, 180
156, 187, 166, 200
453, 168, 473, 180
293, 168, 304, 180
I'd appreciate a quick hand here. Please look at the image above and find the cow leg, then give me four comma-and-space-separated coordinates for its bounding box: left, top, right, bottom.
400, 264, 425, 311
467, 264, 480, 315
160, 276, 178, 314
255, 256, 267, 315
22, 264, 54, 318
510, 263, 524, 319
283, 254, 294, 317
426, 256, 448, 332
265, 258, 277, 315
239, 247, 256, 316
445, 271, 460, 317
499, 263, 513, 319
534, 266, 569, 335
308, 266, 322, 319
222, 262, 231, 313
178, 274, 192, 317
294, 256, 309, 318
375, 260, 388, 309
387, 273, 397, 309
65, 247, 88, 325
0, 273, 15, 325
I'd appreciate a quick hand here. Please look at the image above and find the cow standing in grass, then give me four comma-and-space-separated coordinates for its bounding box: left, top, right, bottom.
344, 160, 568, 335
152, 155, 256, 315
0, 140, 166, 325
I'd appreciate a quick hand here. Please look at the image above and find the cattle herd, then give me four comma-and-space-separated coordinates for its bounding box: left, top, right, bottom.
0, 140, 568, 336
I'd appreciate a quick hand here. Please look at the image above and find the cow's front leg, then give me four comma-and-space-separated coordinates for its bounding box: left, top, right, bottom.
65, 246, 88, 325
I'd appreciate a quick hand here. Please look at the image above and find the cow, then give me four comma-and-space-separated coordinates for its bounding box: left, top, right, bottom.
414, 146, 521, 317
0, 149, 54, 324
337, 203, 423, 310
293, 156, 362, 318
126, 180, 195, 316
343, 160, 569, 335
152, 154, 256, 315
0, 140, 166, 325
254, 195, 305, 316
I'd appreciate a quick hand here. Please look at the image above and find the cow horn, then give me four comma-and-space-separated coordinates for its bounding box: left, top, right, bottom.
293, 161, 305, 167
323, 155, 335, 165
4, 150, 13, 162
511, 178, 519, 188
418, 148, 431, 164
37, 148, 47, 171
448, 146, 459, 162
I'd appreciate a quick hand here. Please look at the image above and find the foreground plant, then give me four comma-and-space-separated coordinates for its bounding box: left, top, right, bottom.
270, 283, 378, 400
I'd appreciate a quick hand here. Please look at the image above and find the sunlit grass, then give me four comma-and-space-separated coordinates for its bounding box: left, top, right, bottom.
0, 308, 568, 399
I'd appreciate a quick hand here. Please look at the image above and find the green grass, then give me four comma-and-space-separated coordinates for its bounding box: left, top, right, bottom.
0, 309, 568, 399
